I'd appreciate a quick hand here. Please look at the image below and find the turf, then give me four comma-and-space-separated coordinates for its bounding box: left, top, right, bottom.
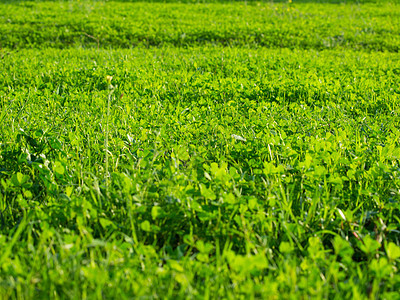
1, 1, 400, 299
1, 1, 399, 51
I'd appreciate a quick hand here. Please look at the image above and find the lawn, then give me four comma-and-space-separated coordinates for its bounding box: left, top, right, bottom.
1, 0, 400, 298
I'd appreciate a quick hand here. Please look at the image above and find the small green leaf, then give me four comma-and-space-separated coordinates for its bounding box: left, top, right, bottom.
333, 235, 354, 258
248, 197, 258, 210
11, 173, 29, 187
360, 235, 381, 255
23, 189, 33, 199
151, 206, 163, 220
66, 186, 73, 197
141, 220, 151, 232
386, 242, 400, 260
17, 172, 24, 184
199, 184, 216, 200
279, 242, 294, 254
168, 260, 184, 272
223, 192, 237, 204
99, 218, 114, 229
54, 161, 65, 175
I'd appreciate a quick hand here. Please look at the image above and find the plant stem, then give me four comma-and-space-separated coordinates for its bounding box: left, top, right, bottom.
105, 89, 112, 195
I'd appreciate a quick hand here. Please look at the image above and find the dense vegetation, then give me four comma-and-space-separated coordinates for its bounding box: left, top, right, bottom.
1, 0, 400, 298
1, 1, 400, 51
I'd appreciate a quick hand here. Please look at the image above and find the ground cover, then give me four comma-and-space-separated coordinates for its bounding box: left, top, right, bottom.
1, 1, 400, 299
1, 1, 399, 51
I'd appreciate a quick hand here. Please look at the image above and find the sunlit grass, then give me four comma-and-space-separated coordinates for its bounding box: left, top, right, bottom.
0, 1, 400, 298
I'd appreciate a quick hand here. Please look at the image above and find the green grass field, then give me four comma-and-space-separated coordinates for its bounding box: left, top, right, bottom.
1, 0, 400, 298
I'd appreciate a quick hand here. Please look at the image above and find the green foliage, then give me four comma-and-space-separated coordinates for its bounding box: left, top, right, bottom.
0, 1, 399, 51
1, 0, 400, 298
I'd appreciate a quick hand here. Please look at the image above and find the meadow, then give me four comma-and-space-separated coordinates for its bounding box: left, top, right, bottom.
1, 0, 400, 298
